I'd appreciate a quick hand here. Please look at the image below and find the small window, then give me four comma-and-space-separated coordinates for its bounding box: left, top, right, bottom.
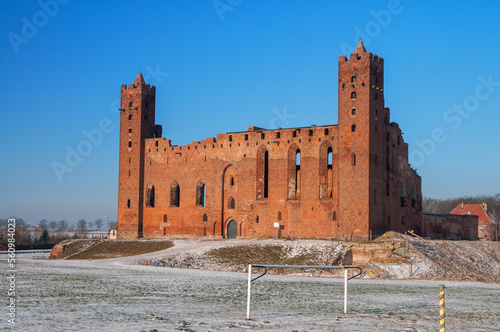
351, 124, 356, 132
401, 216, 405, 225
129, 102, 133, 107
375, 109, 378, 117
278, 211, 282, 221
292, 131, 297, 137
128, 128, 132, 133
351, 76, 356, 83
155, 141, 158, 147
128, 115, 132, 120
203, 214, 208, 222
228, 197, 235, 209
479, 226, 483, 232
245, 134, 248, 141
127, 199, 131, 208
144, 114, 148, 120
255, 216, 259, 224
277, 132, 281, 138
324, 128, 329, 135
308, 129, 313, 136
229, 135, 233, 142
163, 215, 167, 223
351, 153, 356, 165
351, 108, 357, 116
332, 211, 337, 220
261, 133, 265, 139
397, 136, 400, 145
351, 91, 357, 99
128, 141, 132, 148
230, 177, 235, 188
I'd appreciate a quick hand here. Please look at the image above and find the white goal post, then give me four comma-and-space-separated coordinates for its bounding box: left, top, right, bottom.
246, 264, 362, 319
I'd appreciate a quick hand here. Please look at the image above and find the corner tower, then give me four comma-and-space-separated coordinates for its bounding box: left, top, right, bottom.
337, 41, 385, 239
118, 73, 156, 239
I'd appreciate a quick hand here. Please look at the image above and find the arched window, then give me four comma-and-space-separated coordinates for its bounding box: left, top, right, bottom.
128, 141, 132, 148
351, 124, 356, 132
287, 145, 301, 199
256, 146, 269, 200
351, 153, 356, 165
127, 199, 131, 208
146, 183, 155, 207
228, 197, 235, 209
351, 91, 357, 99
163, 214, 167, 223
203, 214, 208, 222
170, 181, 180, 207
351, 108, 357, 116
278, 211, 282, 221
196, 181, 206, 207
319, 143, 334, 199
412, 184, 417, 208
401, 180, 407, 207
230, 177, 235, 187
324, 128, 329, 135
255, 216, 259, 223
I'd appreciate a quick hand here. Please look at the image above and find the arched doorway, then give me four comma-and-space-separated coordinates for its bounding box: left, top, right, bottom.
227, 219, 237, 239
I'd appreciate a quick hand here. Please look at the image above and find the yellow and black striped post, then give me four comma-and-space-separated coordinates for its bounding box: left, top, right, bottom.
439, 284, 445, 332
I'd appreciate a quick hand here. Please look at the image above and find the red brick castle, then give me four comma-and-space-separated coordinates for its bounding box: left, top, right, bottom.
117, 41, 422, 240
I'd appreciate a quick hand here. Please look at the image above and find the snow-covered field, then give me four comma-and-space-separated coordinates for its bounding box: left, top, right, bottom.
1, 256, 499, 331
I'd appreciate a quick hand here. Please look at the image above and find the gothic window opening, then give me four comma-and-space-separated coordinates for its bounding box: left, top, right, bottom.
351, 124, 356, 132
230, 177, 235, 188
278, 211, 282, 221
228, 197, 235, 209
401, 180, 407, 207
261, 133, 265, 139
308, 129, 313, 136
412, 184, 417, 208
127, 199, 131, 208
293, 131, 297, 137
324, 128, 329, 135
196, 181, 206, 207
351, 108, 357, 116
170, 181, 180, 207
255, 216, 259, 223
229, 135, 233, 142
245, 134, 248, 141
128, 114, 132, 120
351, 91, 357, 99
351, 153, 356, 165
128, 141, 132, 148
146, 183, 155, 207
277, 132, 281, 138
256, 146, 269, 200
295, 150, 301, 198
320, 143, 334, 199
163, 214, 167, 223
203, 214, 208, 222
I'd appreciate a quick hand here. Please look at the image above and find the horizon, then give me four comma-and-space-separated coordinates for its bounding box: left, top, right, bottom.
1, 1, 500, 225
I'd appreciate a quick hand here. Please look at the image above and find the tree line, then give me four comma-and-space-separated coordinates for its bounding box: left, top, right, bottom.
0, 217, 117, 247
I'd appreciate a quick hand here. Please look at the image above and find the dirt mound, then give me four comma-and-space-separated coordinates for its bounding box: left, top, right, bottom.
50, 239, 174, 259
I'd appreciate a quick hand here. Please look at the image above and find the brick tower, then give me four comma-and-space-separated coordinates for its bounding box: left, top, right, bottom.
118, 73, 156, 238
337, 41, 385, 239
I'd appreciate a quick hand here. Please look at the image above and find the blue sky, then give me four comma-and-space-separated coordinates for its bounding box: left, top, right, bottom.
1, 0, 499, 225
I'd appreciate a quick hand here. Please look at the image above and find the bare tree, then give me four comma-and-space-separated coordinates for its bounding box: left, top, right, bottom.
88, 221, 94, 231
58, 219, 67, 231
94, 219, 103, 231
77, 219, 87, 234
49, 221, 58, 230
39, 219, 48, 229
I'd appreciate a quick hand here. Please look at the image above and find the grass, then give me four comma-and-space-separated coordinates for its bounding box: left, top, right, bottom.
54, 239, 174, 260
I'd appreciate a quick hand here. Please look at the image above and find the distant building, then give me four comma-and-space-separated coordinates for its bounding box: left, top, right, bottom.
422, 213, 478, 240
108, 225, 118, 240
451, 203, 498, 241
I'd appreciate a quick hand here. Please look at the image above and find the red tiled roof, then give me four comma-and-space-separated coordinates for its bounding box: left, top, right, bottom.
450, 204, 492, 224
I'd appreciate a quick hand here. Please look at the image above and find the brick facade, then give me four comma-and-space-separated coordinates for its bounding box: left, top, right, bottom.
422, 213, 478, 240
117, 41, 422, 240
